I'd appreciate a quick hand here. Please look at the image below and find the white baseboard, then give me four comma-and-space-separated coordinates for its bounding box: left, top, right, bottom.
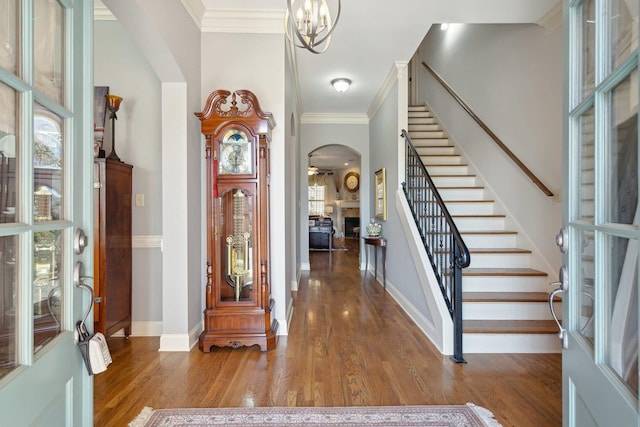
159, 333, 191, 352
384, 279, 445, 354
190, 322, 203, 349
300, 262, 310, 271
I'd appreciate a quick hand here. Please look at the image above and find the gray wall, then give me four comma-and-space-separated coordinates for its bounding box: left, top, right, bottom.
368, 81, 433, 321
416, 23, 563, 273
95, 19, 164, 328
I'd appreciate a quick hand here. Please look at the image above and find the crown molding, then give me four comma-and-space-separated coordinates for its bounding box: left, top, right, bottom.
181, 0, 284, 33
94, 0, 115, 20
202, 9, 285, 33
301, 113, 369, 125
537, 1, 562, 34
180, 0, 206, 29
367, 61, 408, 119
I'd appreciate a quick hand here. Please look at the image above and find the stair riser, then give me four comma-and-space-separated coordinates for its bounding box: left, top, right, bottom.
410, 130, 445, 138
463, 302, 561, 320
443, 203, 496, 216
466, 252, 529, 268
412, 138, 451, 147
438, 188, 486, 200
424, 164, 469, 175
408, 117, 436, 125
414, 146, 456, 156
452, 217, 505, 230
431, 176, 477, 187
408, 124, 441, 131
463, 334, 562, 353
421, 156, 463, 165
411, 201, 495, 216
462, 276, 551, 292
460, 233, 516, 247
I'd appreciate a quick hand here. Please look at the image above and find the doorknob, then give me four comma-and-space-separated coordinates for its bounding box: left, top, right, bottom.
74, 228, 88, 254
555, 227, 568, 253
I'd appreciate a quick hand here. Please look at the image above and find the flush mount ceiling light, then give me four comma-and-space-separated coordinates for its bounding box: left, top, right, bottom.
331, 78, 351, 93
285, 0, 341, 54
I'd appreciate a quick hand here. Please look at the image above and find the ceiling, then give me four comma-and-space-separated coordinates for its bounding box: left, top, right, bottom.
96, 0, 560, 169
189, 0, 560, 118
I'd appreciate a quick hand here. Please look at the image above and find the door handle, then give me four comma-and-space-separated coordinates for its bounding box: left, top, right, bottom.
548, 286, 567, 349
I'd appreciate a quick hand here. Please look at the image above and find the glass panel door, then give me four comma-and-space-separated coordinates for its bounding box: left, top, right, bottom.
0, 1, 94, 425
563, 0, 640, 425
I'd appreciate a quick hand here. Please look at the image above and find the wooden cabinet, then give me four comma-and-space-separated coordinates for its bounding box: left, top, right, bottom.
93, 158, 133, 338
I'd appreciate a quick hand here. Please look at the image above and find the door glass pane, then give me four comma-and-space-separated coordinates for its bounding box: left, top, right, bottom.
579, 106, 595, 223
581, 0, 596, 99
0, 235, 17, 378
611, 0, 637, 69
33, 104, 63, 222
607, 73, 638, 225
0, 0, 19, 75
0, 82, 18, 224
34, 0, 64, 104
607, 235, 638, 396
33, 230, 62, 353
578, 229, 595, 348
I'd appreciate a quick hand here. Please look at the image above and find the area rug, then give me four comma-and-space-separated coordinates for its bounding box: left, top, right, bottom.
128, 403, 503, 427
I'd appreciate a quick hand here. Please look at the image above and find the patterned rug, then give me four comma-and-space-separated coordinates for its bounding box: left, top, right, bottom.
128, 404, 503, 427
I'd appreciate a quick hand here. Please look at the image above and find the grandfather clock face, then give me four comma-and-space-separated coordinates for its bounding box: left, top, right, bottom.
219, 128, 252, 175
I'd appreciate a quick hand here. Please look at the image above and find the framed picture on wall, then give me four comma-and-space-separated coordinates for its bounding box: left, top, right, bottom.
374, 168, 386, 221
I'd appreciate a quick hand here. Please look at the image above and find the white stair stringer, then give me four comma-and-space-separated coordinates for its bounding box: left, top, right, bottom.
407, 105, 560, 354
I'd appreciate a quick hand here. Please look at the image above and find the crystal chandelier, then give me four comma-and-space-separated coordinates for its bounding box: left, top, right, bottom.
285, 0, 341, 54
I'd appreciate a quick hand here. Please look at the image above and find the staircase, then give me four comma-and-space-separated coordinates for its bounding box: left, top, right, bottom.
407, 105, 560, 353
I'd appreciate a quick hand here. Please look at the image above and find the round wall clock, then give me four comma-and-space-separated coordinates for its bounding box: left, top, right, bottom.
344, 171, 360, 193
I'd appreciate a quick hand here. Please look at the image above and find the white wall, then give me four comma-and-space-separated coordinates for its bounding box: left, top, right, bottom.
416, 23, 563, 273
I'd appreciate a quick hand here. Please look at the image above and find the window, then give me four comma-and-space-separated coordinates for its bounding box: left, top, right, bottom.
308, 185, 325, 216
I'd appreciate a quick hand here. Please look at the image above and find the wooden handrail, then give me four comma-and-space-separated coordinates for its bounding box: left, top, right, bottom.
421, 62, 554, 197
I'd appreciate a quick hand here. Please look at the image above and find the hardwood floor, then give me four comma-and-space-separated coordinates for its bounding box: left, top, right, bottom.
94, 238, 562, 427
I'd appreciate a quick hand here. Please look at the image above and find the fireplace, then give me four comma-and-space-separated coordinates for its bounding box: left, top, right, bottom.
344, 217, 360, 238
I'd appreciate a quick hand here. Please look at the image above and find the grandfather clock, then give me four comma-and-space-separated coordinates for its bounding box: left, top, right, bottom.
195, 89, 277, 352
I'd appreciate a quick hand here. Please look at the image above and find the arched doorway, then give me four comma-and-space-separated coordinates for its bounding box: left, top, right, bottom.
306, 145, 361, 257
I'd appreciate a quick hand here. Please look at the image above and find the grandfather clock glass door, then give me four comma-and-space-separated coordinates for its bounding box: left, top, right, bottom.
196, 90, 277, 352
219, 187, 255, 304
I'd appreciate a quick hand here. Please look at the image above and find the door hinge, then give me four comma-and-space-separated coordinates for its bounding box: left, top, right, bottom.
94, 297, 102, 303
94, 182, 102, 189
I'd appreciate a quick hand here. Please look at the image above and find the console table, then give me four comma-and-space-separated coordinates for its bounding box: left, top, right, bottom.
362, 236, 386, 290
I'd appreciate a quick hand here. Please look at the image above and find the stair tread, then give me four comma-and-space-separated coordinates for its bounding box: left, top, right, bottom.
462, 268, 547, 277
463, 291, 551, 302
464, 320, 559, 334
